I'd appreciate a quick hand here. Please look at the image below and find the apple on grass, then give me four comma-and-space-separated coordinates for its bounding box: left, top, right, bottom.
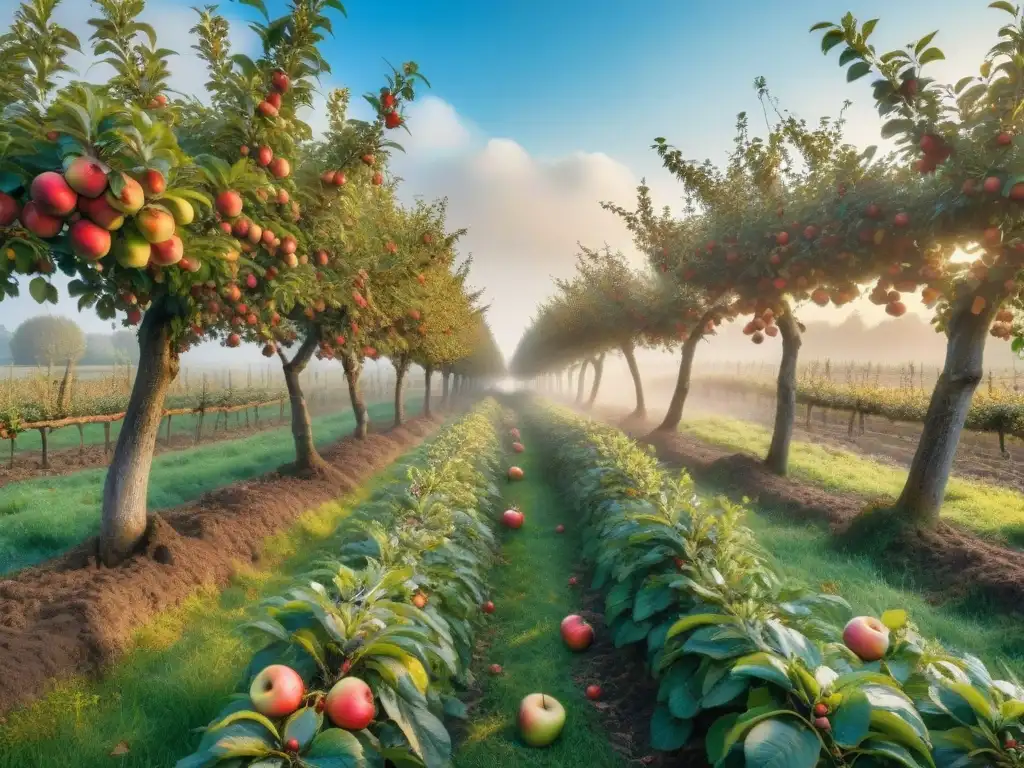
560, 615, 594, 652
249, 664, 305, 718
843, 616, 890, 661
518, 693, 565, 747
502, 508, 524, 529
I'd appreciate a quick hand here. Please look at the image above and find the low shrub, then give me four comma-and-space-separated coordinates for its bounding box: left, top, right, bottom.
176, 398, 505, 768
526, 400, 1024, 768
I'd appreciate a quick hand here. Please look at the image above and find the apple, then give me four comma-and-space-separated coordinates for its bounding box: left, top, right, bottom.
20, 201, 64, 238
560, 615, 594, 652
518, 694, 565, 747
412, 593, 428, 609
585, 685, 602, 701
502, 508, 524, 529
271, 69, 290, 93
324, 677, 375, 730
489, 664, 503, 675
842, 616, 890, 661
215, 189, 243, 218
510, 428, 520, 440
64, 156, 109, 198
555, 524, 565, 534
568, 576, 578, 587
269, 157, 290, 179
256, 145, 273, 167
508, 466, 524, 481
0, 191, 20, 226
105, 174, 145, 214
482, 601, 495, 614
78, 194, 125, 230
249, 664, 305, 718
512, 442, 525, 453
140, 168, 166, 197
136, 204, 176, 243
69, 219, 111, 260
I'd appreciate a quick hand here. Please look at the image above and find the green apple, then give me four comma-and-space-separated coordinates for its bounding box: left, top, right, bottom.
518, 693, 565, 747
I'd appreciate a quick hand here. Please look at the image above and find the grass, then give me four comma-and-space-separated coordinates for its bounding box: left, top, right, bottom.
0, 433, 435, 768
681, 414, 1024, 546
453, 429, 625, 768
0, 398, 419, 574
741, 505, 1024, 677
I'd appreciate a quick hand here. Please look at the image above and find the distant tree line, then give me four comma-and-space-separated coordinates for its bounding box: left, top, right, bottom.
4, 316, 139, 367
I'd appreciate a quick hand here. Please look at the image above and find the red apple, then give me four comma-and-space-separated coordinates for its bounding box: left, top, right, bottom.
842, 616, 890, 661
560, 615, 594, 652
489, 664, 503, 675
106, 173, 145, 214
151, 236, 185, 266
568, 576, 578, 587
31, 171, 77, 215
136, 204, 176, 243
502, 509, 524, 529
507, 466, 524, 481
257, 145, 273, 167
20, 201, 63, 238
269, 157, 290, 179
0, 191, 20, 226
216, 189, 243, 218
69, 219, 111, 260
555, 524, 565, 534
249, 664, 305, 718
512, 442, 524, 453
78, 194, 124, 230
482, 601, 495, 614
324, 677, 375, 730
585, 685, 602, 701
64, 156, 109, 198
385, 111, 402, 129
271, 69, 290, 93
141, 168, 166, 197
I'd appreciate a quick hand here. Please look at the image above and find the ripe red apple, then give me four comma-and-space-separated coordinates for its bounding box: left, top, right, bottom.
20, 201, 63, 238
568, 576, 578, 587
216, 189, 243, 218
555, 524, 565, 534
280, 235, 297, 255
69, 219, 111, 260
332, 171, 346, 186
105, 174, 145, 214
325, 677, 375, 730
518, 694, 565, 747
482, 601, 495, 614
893, 212, 910, 228
510, 428, 520, 439
775, 231, 789, 246
64, 156, 109, 198
277, 189, 289, 204
512, 441, 524, 453
136, 205, 176, 243
372, 172, 383, 186
560, 615, 594, 652
226, 333, 241, 347
585, 685, 602, 701
321, 170, 337, 185
150, 236, 184, 266
502, 508, 525, 529
814, 717, 831, 731
813, 703, 829, 717
984, 176, 1002, 194
127, 308, 142, 325
141, 169, 166, 197
508, 466, 524, 481
249, 664, 305, 718
271, 69, 290, 93
232, 217, 251, 238
78, 194, 124, 230
842, 616, 890, 661
385, 111, 402, 129
31, 171, 77, 215
257, 100, 279, 118
269, 157, 290, 179
0, 191, 20, 226
265, 91, 282, 110
240, 145, 250, 156
413, 593, 428, 609
257, 145, 273, 167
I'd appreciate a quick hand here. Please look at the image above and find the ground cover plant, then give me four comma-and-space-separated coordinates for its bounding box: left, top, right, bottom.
524, 398, 1024, 768
175, 398, 504, 767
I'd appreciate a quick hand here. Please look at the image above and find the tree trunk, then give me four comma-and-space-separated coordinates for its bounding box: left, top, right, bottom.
423, 364, 434, 418
56, 356, 75, 411
342, 349, 369, 438
441, 367, 451, 408
892, 288, 1001, 525
657, 332, 701, 432
621, 341, 646, 418
765, 302, 802, 475
279, 331, 325, 475
586, 354, 605, 409
100, 307, 178, 566
575, 360, 589, 404
393, 354, 410, 427
567, 365, 575, 394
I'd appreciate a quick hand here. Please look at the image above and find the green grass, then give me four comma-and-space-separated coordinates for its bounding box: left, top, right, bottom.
0, 434, 435, 768
741, 506, 1024, 677
0, 398, 419, 574
681, 414, 1024, 546
453, 430, 625, 768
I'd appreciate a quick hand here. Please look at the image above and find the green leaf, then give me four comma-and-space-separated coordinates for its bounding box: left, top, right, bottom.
666, 613, 736, 641
880, 119, 914, 139
706, 713, 740, 765
211, 736, 274, 760
730, 653, 794, 691
953, 76, 976, 94
831, 688, 871, 748
650, 703, 693, 751
377, 685, 451, 768
869, 712, 934, 766
207, 710, 281, 742
304, 728, 366, 768
847, 62, 872, 82
989, 1, 1018, 14
614, 617, 652, 647
821, 30, 845, 54
632, 585, 674, 622
282, 706, 322, 753
862, 19, 879, 39
914, 31, 939, 55
809, 22, 835, 32
838, 47, 862, 66
919, 48, 945, 66
28, 276, 48, 304
743, 718, 821, 768
702, 675, 749, 709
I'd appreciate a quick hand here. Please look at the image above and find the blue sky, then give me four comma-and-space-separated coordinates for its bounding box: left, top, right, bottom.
0, 0, 1004, 362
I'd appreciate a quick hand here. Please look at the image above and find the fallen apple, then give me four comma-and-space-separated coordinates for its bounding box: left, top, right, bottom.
585, 685, 602, 701
512, 441, 525, 453
555, 524, 565, 534
507, 466, 524, 481
482, 601, 495, 614
518, 693, 566, 747
502, 508, 525, 529
249, 664, 305, 718
561, 614, 594, 652
842, 616, 890, 661
489, 664, 503, 675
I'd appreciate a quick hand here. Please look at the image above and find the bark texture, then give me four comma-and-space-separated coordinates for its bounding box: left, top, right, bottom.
100, 306, 178, 566
342, 349, 369, 438
893, 288, 1001, 524
586, 353, 605, 409
765, 303, 802, 475
423, 364, 434, 417
657, 332, 701, 432
279, 331, 324, 475
392, 354, 411, 427
575, 360, 589, 404
621, 341, 646, 418
441, 367, 451, 408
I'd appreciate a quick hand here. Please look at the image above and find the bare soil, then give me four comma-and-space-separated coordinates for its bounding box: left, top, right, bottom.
680, 385, 1024, 495
0, 414, 441, 719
